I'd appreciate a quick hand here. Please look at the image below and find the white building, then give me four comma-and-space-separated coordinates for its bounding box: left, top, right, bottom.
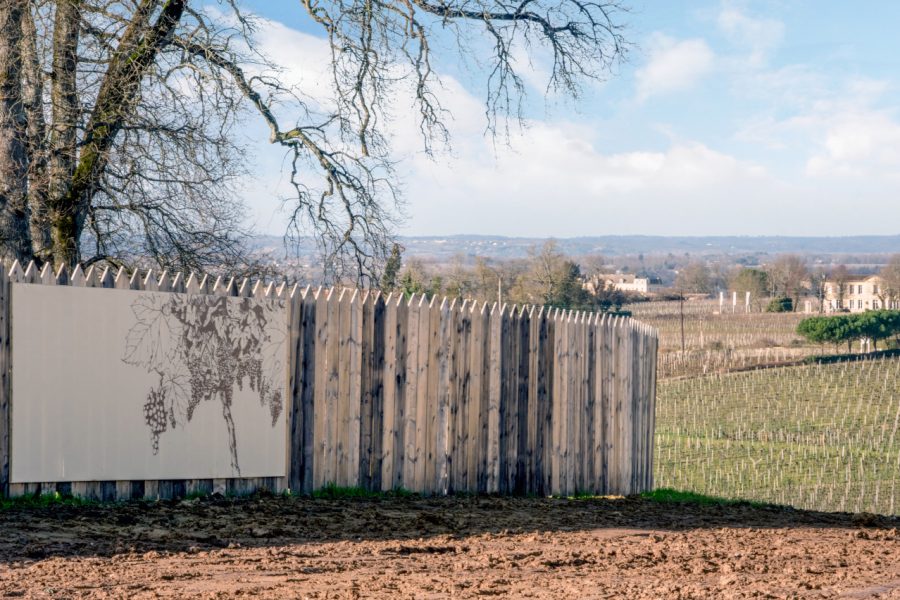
823, 275, 896, 312
585, 273, 652, 294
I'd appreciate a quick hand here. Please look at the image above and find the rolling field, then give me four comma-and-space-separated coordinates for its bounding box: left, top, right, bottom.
629, 299, 832, 378
655, 357, 900, 515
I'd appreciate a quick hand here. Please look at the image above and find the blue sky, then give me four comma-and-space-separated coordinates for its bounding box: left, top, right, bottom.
235, 0, 900, 237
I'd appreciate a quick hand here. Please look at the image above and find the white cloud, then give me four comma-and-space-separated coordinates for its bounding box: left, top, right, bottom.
731, 69, 900, 179
717, 3, 784, 66
401, 118, 783, 236
223, 6, 900, 239
806, 111, 900, 176
635, 35, 715, 101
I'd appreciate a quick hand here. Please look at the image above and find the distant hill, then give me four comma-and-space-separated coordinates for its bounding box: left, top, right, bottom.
383, 235, 900, 260
251, 234, 900, 262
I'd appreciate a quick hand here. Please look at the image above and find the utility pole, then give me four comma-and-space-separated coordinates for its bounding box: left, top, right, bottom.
679, 288, 686, 355
498, 275, 502, 305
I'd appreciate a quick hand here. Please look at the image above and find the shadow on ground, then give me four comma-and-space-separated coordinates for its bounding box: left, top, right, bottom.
1, 492, 897, 563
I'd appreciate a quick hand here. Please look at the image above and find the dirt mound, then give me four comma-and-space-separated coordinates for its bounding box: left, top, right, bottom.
1, 494, 898, 598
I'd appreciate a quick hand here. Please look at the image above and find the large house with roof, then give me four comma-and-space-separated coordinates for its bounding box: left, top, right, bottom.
584, 273, 658, 295
823, 274, 896, 313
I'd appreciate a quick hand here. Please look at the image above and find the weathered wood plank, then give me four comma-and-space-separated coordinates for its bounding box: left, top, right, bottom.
452, 301, 469, 493
0, 266, 10, 499
435, 299, 452, 494
423, 297, 441, 494
515, 307, 530, 495
467, 303, 485, 493
312, 288, 329, 490
288, 287, 304, 493
348, 291, 363, 488
336, 290, 352, 487
380, 294, 398, 490
366, 293, 386, 491
391, 295, 408, 491
299, 289, 317, 494
499, 306, 513, 495
486, 304, 503, 494
414, 296, 430, 492
358, 291, 373, 489
396, 295, 416, 490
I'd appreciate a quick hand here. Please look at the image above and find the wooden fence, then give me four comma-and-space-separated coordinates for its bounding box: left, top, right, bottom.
0, 261, 658, 500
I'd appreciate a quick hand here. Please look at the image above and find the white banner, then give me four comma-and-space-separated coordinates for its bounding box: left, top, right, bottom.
10, 284, 288, 483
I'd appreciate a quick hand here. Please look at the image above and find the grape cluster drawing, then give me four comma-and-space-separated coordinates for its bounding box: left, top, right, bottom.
123, 294, 285, 475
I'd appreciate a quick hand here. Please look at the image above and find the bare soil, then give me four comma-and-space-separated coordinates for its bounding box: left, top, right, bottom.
1, 493, 899, 599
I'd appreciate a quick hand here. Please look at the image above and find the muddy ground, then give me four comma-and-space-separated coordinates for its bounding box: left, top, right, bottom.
0, 493, 898, 599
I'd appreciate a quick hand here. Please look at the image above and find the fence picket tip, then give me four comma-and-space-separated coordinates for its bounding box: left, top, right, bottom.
8, 259, 22, 279
233, 277, 249, 296
100, 266, 114, 287
249, 278, 263, 297
71, 264, 89, 286
23, 260, 37, 280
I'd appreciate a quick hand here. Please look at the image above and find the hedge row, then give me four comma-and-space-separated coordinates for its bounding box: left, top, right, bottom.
796, 310, 900, 352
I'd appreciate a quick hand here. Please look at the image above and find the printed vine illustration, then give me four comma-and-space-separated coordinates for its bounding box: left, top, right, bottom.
123, 294, 285, 475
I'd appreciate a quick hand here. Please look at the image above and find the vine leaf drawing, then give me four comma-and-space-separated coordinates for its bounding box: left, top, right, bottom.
123, 294, 286, 475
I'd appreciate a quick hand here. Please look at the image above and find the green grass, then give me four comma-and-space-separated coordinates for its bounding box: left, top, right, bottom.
0, 491, 94, 511
0, 485, 417, 510
655, 357, 900, 515
311, 483, 418, 500
641, 488, 770, 508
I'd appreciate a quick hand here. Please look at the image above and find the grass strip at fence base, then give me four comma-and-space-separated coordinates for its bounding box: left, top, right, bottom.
0, 491, 95, 511
8, 486, 784, 512
310, 483, 419, 500
641, 488, 775, 509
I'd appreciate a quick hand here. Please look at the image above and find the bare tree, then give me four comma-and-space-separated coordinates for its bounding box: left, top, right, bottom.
674, 261, 712, 295
767, 254, 808, 312
520, 240, 566, 304
830, 264, 850, 308
0, 0, 628, 282
879, 255, 900, 309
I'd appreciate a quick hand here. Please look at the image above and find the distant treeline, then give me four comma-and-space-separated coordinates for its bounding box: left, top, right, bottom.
797, 311, 900, 352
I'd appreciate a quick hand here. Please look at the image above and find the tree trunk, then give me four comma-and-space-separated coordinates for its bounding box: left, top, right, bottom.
49, 0, 186, 266
45, 0, 82, 264
0, 0, 34, 263
20, 4, 50, 261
